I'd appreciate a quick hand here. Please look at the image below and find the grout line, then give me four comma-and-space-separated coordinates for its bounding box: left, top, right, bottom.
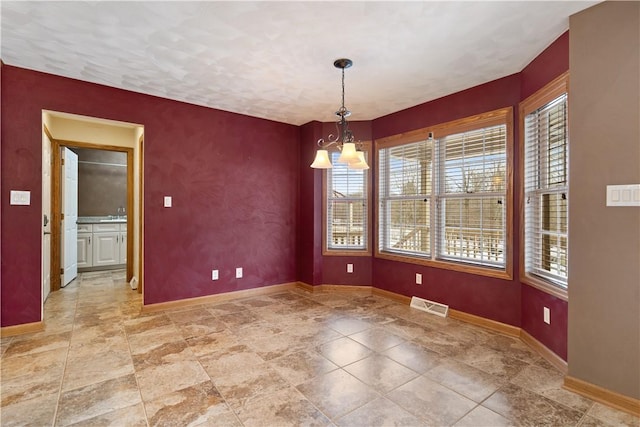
50, 275, 81, 427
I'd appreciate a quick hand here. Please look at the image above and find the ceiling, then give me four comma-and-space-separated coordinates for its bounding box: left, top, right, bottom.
1, 1, 597, 126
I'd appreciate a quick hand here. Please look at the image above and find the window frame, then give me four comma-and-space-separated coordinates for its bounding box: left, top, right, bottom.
519, 72, 569, 300
375, 107, 514, 280
322, 142, 372, 256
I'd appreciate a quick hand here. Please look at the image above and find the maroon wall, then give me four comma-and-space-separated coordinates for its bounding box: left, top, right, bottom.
298, 121, 324, 285
319, 120, 374, 287
521, 284, 568, 359
519, 31, 570, 359
521, 31, 570, 100
1, 66, 299, 325
371, 74, 523, 326
373, 74, 521, 139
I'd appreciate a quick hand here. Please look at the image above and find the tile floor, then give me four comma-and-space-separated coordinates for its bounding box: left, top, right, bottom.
1, 270, 638, 426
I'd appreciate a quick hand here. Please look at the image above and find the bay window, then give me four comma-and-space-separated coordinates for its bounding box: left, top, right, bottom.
521, 73, 569, 294
377, 108, 513, 278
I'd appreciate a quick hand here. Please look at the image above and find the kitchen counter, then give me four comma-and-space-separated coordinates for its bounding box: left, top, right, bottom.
77, 216, 127, 224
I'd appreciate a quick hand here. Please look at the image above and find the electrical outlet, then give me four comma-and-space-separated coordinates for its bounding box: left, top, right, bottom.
416, 273, 422, 285
346, 263, 354, 273
543, 307, 551, 324
211, 269, 218, 281
236, 267, 243, 279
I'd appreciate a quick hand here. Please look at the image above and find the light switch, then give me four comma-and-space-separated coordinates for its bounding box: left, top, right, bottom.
606, 184, 640, 207
10, 190, 31, 206
346, 263, 353, 273
211, 269, 219, 281
164, 196, 172, 208
236, 267, 243, 279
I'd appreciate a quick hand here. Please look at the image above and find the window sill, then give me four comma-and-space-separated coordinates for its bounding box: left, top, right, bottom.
521, 273, 568, 301
375, 251, 513, 280
323, 249, 372, 257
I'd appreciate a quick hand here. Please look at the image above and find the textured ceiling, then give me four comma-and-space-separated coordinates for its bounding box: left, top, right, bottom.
1, 1, 597, 125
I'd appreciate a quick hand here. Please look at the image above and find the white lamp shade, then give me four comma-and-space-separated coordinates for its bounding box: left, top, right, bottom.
337, 143, 359, 163
310, 150, 333, 168
348, 151, 370, 170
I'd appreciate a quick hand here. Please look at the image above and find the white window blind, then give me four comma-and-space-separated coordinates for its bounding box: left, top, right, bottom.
437, 125, 507, 266
378, 121, 508, 269
379, 140, 433, 257
524, 94, 568, 287
326, 151, 368, 250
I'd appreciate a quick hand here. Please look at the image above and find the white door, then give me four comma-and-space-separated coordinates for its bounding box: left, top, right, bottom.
61, 147, 78, 287
42, 128, 52, 305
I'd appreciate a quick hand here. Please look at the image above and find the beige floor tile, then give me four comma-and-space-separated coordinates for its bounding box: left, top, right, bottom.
144, 380, 229, 426
136, 360, 211, 401
56, 374, 141, 426
349, 326, 406, 352
296, 369, 379, 420
66, 403, 147, 427
0, 393, 58, 427
186, 329, 241, 357
269, 348, 339, 386
336, 396, 425, 427
212, 362, 291, 411
317, 337, 372, 367
343, 354, 419, 393
483, 383, 584, 426
454, 344, 530, 380
199, 344, 265, 379
453, 405, 514, 426
382, 340, 443, 374
511, 364, 593, 412
586, 402, 640, 426
424, 359, 505, 402
4, 270, 634, 427
1, 368, 62, 407
0, 347, 67, 381
3, 331, 71, 358
386, 375, 476, 425
234, 387, 331, 427
62, 351, 135, 391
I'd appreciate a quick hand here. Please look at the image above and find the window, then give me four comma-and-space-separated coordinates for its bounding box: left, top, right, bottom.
521, 73, 569, 294
377, 108, 512, 278
325, 149, 369, 253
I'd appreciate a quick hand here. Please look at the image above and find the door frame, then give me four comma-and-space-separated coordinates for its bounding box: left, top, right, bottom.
51, 139, 134, 290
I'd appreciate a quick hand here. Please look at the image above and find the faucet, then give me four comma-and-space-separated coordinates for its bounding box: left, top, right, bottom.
117, 206, 125, 219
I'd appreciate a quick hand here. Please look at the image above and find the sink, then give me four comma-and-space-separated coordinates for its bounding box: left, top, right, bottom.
100, 218, 125, 222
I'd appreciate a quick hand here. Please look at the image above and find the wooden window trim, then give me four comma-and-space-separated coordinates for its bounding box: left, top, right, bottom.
519, 71, 569, 301
375, 107, 514, 280
322, 141, 373, 256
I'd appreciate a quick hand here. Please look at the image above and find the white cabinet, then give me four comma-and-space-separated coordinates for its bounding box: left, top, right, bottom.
119, 227, 127, 264
93, 231, 119, 266
78, 222, 127, 269
77, 224, 93, 268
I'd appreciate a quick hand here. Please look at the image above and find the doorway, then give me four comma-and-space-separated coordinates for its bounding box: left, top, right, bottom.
42, 111, 144, 314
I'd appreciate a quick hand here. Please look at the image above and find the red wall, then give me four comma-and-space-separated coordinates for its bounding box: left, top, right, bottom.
521, 31, 570, 100
519, 31, 570, 359
298, 121, 324, 285
372, 74, 523, 326
1, 66, 299, 325
521, 284, 568, 359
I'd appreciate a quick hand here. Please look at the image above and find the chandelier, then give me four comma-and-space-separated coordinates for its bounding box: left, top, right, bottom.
310, 58, 369, 170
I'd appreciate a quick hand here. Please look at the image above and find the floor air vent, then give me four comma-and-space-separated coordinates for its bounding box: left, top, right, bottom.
410, 296, 449, 318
